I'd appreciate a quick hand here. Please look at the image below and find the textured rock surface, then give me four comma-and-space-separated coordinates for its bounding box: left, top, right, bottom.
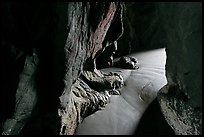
1, 2, 59, 135
114, 56, 139, 69
1, 2, 124, 135
58, 70, 123, 135
75, 48, 168, 135
116, 3, 202, 135
157, 2, 202, 135
96, 41, 118, 69
2, 2, 202, 135
58, 2, 124, 135
158, 85, 202, 135
2, 50, 39, 135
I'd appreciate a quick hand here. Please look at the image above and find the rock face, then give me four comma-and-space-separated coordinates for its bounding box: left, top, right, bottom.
158, 85, 202, 135
2, 50, 39, 135
157, 2, 202, 135
112, 2, 202, 135
115, 2, 202, 135
58, 70, 124, 135
1, 2, 124, 135
115, 2, 167, 57
58, 2, 124, 135
1, 2, 61, 135
1, 2, 202, 135
113, 56, 139, 69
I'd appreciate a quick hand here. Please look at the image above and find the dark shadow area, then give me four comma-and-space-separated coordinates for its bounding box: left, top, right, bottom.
134, 99, 175, 135
1, 2, 201, 135
1, 2, 66, 135
115, 2, 167, 58
19, 3, 67, 135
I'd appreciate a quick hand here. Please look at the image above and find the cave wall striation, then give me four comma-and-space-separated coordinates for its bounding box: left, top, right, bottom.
1, 2, 124, 135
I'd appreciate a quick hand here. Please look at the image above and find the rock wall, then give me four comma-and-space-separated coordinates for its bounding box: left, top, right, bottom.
1, 2, 61, 135
1, 2, 202, 135
157, 2, 202, 135
1, 2, 124, 135
115, 2, 202, 135
115, 2, 167, 57
58, 2, 124, 135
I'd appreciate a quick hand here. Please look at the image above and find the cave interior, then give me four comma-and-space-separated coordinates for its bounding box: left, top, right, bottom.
1, 2, 202, 135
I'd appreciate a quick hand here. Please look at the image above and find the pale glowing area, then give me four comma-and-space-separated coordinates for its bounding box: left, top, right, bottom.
76, 48, 167, 135
128, 48, 167, 71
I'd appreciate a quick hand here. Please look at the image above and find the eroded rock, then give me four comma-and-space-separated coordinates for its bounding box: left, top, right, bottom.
58, 2, 125, 135
114, 56, 139, 69
2, 50, 39, 135
58, 70, 124, 135
157, 85, 202, 135
2, 2, 125, 135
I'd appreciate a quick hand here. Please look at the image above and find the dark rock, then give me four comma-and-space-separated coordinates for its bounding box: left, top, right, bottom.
114, 56, 139, 69
58, 70, 124, 135
95, 2, 124, 69
157, 2, 202, 135
96, 41, 118, 69
2, 2, 124, 135
115, 2, 166, 58
2, 50, 39, 135
2, 2, 202, 135
58, 2, 125, 135
158, 85, 202, 135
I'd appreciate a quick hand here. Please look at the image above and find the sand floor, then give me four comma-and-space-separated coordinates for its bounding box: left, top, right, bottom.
75, 48, 167, 135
